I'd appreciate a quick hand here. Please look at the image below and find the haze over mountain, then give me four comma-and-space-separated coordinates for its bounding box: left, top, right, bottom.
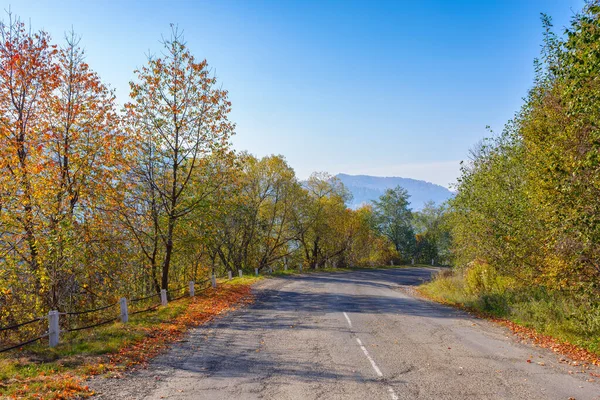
336, 174, 453, 210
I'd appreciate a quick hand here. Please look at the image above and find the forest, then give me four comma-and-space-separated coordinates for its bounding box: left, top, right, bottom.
0, 16, 449, 347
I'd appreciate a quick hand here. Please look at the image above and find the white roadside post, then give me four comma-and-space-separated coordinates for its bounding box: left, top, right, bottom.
189, 281, 195, 297
228, 271, 232, 280
255, 268, 259, 276
284, 258, 288, 271
239, 269, 243, 278
160, 289, 168, 306
412, 258, 415, 265
120, 297, 129, 323
431, 259, 434, 266
390, 260, 394, 266
211, 274, 217, 288
299, 264, 303, 272
333, 261, 337, 269
48, 310, 59, 348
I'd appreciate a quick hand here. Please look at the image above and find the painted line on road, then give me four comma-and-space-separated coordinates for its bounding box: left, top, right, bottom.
343, 312, 352, 328
355, 338, 399, 400
356, 338, 383, 376
345, 313, 399, 400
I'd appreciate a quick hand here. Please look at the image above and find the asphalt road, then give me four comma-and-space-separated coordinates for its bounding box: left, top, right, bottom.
89, 268, 600, 400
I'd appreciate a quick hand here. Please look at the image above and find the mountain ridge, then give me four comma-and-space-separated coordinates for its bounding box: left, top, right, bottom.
336, 173, 453, 210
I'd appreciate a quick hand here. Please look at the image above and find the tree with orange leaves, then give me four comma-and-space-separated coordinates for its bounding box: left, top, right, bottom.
42, 30, 125, 310
0, 13, 125, 323
124, 26, 234, 293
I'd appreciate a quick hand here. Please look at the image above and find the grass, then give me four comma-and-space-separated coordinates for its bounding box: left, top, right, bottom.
222, 275, 263, 286
0, 278, 257, 399
420, 270, 600, 360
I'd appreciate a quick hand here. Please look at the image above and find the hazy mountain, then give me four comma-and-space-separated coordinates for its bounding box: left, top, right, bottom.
336, 174, 453, 210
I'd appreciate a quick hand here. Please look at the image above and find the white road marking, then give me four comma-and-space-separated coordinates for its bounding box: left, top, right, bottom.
343, 312, 352, 328
356, 337, 383, 377
345, 314, 399, 400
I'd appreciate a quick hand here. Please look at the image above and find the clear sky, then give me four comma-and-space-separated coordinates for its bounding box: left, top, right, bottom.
3, 0, 584, 187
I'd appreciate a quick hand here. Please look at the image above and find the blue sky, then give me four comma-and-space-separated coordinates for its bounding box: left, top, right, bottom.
4, 0, 584, 187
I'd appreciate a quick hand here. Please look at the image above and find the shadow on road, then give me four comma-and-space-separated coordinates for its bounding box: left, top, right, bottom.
146, 268, 465, 383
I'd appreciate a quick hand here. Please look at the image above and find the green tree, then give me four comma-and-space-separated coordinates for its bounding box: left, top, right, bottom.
372, 186, 415, 261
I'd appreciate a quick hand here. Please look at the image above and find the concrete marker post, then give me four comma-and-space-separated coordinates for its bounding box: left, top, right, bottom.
228, 271, 233, 280
120, 297, 129, 323
160, 289, 168, 306
255, 268, 259, 276
239, 269, 243, 278
48, 310, 59, 348
189, 281, 195, 297
211, 274, 217, 288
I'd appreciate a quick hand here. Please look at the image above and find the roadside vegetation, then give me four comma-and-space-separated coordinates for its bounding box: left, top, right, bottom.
422, 2, 600, 359
0, 279, 258, 399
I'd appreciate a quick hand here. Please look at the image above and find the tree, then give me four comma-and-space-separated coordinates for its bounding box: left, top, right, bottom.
0, 14, 58, 313
124, 27, 234, 291
412, 201, 452, 264
44, 31, 124, 309
372, 186, 414, 260
198, 154, 301, 274
346, 205, 394, 267
292, 173, 351, 269
449, 2, 600, 294
0, 14, 128, 326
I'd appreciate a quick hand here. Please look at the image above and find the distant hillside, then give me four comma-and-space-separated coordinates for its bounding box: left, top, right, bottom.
336, 174, 453, 210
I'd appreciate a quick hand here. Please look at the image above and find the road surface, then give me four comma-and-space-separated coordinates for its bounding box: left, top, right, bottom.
89, 268, 600, 400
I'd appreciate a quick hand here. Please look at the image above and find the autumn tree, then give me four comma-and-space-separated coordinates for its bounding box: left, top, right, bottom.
44, 31, 124, 309
0, 14, 125, 324
347, 205, 395, 267
125, 27, 234, 292
198, 153, 300, 274
292, 173, 351, 269
0, 14, 58, 316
